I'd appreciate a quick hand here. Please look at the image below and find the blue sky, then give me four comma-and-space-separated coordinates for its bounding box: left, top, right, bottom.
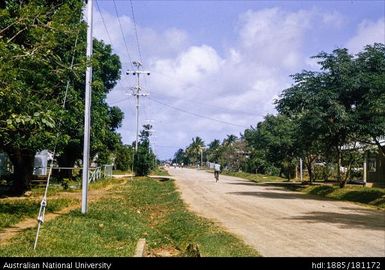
92, 0, 385, 160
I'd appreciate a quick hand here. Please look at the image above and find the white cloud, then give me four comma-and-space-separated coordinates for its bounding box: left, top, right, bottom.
321, 10, 346, 28
346, 18, 385, 54
237, 8, 312, 69
97, 6, 355, 159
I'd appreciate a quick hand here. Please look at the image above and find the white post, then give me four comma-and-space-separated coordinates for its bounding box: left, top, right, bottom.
363, 154, 367, 185
300, 158, 303, 182
81, 0, 93, 214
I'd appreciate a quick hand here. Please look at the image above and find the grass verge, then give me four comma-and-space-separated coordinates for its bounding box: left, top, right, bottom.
112, 170, 132, 175
222, 171, 285, 183
302, 185, 385, 209
0, 177, 258, 257
224, 171, 385, 209
0, 177, 121, 231
150, 166, 170, 176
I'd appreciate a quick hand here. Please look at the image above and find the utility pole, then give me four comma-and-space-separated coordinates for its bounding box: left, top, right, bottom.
81, 0, 93, 214
127, 61, 150, 152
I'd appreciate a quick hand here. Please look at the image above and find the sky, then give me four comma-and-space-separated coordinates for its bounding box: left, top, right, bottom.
91, 0, 385, 160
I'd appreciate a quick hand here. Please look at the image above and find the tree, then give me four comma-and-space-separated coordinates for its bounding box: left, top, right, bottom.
115, 144, 133, 171
57, 39, 123, 178
246, 115, 297, 180
173, 148, 188, 165
206, 139, 221, 163
133, 125, 156, 176
0, 0, 85, 193
354, 43, 385, 156
185, 137, 205, 165
0, 0, 123, 193
277, 45, 385, 187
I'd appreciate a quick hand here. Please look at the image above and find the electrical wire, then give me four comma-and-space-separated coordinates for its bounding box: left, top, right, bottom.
130, 0, 143, 64
112, 0, 134, 69
148, 97, 248, 129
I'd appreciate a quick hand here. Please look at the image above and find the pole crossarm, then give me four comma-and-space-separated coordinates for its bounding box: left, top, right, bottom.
126, 62, 150, 152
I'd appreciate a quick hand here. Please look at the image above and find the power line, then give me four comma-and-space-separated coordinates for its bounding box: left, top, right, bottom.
112, 0, 134, 69
130, 0, 143, 64
148, 97, 248, 129
95, 0, 113, 45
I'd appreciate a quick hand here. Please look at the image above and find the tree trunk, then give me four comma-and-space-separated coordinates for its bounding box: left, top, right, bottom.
373, 137, 385, 158
305, 156, 315, 183
336, 149, 344, 188
56, 144, 81, 180
7, 149, 35, 195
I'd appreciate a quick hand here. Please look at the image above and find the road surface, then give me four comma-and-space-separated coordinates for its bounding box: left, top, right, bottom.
167, 167, 385, 257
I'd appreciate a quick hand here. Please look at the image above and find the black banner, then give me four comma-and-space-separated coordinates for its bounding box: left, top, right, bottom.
0, 257, 384, 270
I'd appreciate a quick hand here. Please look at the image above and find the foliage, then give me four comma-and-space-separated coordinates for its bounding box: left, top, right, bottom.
114, 144, 133, 171
0, 0, 124, 192
185, 137, 205, 165
244, 114, 297, 180
133, 125, 156, 176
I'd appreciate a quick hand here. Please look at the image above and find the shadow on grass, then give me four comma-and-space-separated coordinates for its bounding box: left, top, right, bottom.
0, 203, 37, 215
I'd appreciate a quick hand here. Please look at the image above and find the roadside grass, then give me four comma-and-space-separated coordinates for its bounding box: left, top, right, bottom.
303, 185, 385, 209
0, 177, 259, 257
112, 170, 132, 175
0, 198, 77, 230
150, 166, 170, 176
222, 171, 286, 183
225, 171, 385, 209
0, 177, 121, 231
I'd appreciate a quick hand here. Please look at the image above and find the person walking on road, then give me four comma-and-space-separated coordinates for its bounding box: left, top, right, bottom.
214, 162, 221, 182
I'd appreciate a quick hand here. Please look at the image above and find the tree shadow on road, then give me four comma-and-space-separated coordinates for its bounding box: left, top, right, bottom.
227, 190, 385, 231
287, 209, 385, 231
227, 190, 320, 200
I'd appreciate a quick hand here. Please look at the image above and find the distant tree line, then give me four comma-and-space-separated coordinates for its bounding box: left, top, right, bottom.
174, 43, 385, 188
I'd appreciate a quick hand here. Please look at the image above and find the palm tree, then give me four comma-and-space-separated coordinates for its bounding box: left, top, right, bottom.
186, 137, 205, 165
223, 134, 238, 146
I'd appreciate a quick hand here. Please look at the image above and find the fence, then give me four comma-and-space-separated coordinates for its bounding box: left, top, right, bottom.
32, 164, 114, 183
88, 165, 113, 183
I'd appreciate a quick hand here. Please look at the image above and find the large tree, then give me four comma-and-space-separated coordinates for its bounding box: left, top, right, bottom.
0, 0, 123, 193
353, 43, 385, 156
0, 0, 84, 193
277, 44, 385, 186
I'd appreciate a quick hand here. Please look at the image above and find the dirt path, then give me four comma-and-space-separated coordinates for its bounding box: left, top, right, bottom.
168, 167, 385, 257
0, 178, 127, 245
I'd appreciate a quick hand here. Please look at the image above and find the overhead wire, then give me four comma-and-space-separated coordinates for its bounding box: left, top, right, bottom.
148, 97, 248, 129
112, 0, 134, 69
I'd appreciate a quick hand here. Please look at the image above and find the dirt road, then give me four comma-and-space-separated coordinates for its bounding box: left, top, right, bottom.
167, 167, 385, 257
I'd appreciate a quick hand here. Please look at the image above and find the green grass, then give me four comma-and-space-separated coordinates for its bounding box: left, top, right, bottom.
112, 170, 132, 175
0, 177, 258, 257
224, 171, 385, 209
303, 185, 385, 209
0, 197, 77, 230
222, 171, 286, 183
150, 166, 170, 176
0, 177, 120, 231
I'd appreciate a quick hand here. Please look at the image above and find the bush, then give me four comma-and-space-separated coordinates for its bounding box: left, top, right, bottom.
133, 142, 155, 176
115, 145, 133, 171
